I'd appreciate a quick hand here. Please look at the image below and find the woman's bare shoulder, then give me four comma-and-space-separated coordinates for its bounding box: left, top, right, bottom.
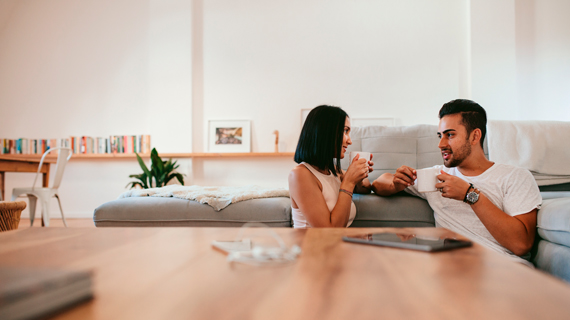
289, 163, 322, 192
289, 163, 321, 186
289, 163, 311, 179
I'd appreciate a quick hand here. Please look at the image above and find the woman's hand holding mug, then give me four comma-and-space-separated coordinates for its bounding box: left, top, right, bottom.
344, 153, 371, 187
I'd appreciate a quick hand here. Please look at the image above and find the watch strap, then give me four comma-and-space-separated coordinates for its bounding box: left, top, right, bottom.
463, 183, 474, 203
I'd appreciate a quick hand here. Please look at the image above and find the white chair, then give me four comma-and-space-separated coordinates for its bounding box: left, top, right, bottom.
11, 147, 72, 227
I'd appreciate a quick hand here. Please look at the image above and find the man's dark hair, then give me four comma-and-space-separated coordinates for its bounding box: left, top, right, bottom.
294, 105, 348, 176
439, 99, 487, 148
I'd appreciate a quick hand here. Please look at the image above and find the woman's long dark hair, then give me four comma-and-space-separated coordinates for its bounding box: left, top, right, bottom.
294, 105, 348, 176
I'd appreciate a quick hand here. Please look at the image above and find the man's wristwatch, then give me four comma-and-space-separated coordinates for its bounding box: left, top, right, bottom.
463, 183, 480, 205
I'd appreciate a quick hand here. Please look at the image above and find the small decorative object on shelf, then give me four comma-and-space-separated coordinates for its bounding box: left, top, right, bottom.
127, 148, 185, 189
273, 130, 279, 153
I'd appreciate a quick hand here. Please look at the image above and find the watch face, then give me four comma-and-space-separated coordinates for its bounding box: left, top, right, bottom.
467, 192, 479, 204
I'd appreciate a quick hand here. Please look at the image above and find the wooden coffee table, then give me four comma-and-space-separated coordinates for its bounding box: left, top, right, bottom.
1, 227, 569, 319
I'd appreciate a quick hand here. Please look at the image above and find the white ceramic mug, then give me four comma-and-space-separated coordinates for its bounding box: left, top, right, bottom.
349, 151, 371, 164
416, 168, 439, 193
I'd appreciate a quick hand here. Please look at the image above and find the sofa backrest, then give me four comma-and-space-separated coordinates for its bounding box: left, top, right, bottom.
341, 125, 489, 182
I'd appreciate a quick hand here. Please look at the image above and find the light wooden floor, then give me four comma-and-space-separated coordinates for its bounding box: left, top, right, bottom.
17, 218, 96, 229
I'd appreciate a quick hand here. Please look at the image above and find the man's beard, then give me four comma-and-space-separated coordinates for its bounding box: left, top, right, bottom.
443, 140, 472, 167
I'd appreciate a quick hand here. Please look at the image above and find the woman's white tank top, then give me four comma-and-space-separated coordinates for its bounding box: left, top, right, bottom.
291, 162, 356, 228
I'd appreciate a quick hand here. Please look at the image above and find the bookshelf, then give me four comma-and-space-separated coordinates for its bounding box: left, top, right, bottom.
0, 153, 295, 161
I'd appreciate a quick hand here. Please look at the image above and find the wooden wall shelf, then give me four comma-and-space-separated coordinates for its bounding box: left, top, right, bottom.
0, 152, 295, 161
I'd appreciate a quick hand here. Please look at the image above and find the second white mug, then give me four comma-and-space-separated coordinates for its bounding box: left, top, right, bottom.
416, 167, 439, 193
349, 151, 371, 164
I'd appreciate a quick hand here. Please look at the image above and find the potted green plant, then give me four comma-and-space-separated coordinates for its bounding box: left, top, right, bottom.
127, 148, 185, 189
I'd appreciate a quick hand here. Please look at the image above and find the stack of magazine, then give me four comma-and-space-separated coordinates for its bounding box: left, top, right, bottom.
0, 267, 93, 320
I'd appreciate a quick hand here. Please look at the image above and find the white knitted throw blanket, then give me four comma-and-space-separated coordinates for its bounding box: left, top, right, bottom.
119, 185, 290, 211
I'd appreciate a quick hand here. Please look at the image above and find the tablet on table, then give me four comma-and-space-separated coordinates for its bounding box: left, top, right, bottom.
342, 232, 472, 252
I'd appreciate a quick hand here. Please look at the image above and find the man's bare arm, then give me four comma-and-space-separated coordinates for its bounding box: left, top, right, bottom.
471, 194, 537, 256
436, 171, 537, 256
371, 173, 398, 196
372, 166, 417, 196
354, 178, 372, 194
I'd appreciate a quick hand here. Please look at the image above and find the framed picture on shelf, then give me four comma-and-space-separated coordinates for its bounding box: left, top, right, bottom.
208, 120, 251, 153
351, 117, 395, 127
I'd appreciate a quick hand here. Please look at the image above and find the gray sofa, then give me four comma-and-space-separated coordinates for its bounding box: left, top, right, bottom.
94, 125, 570, 282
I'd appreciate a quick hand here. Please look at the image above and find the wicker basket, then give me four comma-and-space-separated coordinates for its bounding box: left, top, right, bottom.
0, 201, 27, 231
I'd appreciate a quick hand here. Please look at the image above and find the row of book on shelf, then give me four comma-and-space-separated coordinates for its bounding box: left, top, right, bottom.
0, 135, 151, 155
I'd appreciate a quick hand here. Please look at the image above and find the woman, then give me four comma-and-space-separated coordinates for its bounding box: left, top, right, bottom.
288, 105, 373, 228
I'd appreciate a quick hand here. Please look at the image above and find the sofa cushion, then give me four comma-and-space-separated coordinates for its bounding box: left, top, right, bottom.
537, 197, 570, 248
341, 125, 441, 182
540, 192, 570, 200
350, 193, 435, 228
533, 240, 570, 283
93, 197, 292, 227
94, 193, 436, 228
341, 125, 490, 182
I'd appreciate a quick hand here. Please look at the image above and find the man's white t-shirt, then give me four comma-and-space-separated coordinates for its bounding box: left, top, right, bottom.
405, 163, 542, 264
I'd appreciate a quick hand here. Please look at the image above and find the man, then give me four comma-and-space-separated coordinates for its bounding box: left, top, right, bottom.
371, 99, 542, 265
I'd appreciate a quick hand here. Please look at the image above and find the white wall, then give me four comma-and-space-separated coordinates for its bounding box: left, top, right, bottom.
0, 0, 569, 218
525, 0, 570, 120
192, 0, 471, 187
203, 0, 469, 152
470, 0, 519, 120
0, 0, 193, 218
470, 0, 570, 121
